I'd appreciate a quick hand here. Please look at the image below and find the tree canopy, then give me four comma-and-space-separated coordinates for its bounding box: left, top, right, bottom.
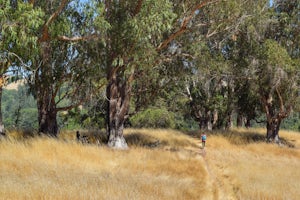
1, 0, 299, 146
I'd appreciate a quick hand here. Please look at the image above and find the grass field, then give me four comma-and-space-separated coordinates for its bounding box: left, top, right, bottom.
0, 128, 299, 200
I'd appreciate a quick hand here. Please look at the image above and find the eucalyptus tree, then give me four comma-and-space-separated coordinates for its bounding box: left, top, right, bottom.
227, 0, 299, 142
223, 0, 271, 128
26, 0, 107, 136
170, 0, 262, 130
73, 0, 222, 148
248, 1, 299, 142
256, 0, 300, 142
0, 0, 43, 134
271, 0, 300, 59
185, 49, 231, 130
257, 40, 298, 142
90, 0, 176, 148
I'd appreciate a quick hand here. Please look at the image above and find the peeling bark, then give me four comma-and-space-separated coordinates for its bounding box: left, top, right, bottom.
261, 90, 287, 143
106, 67, 133, 149
36, 85, 59, 137
266, 119, 281, 143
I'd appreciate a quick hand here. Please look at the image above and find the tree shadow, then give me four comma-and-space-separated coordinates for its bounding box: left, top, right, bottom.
224, 130, 266, 145
183, 129, 295, 148
71, 130, 108, 145
3, 129, 36, 140
125, 132, 163, 148
183, 130, 201, 139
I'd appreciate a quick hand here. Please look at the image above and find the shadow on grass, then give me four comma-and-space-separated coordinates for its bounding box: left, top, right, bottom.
182, 129, 265, 143
3, 129, 36, 140
125, 132, 163, 148
74, 131, 166, 148
125, 131, 199, 149
2, 129, 167, 149
68, 130, 108, 145
220, 130, 266, 145
4, 128, 294, 148
183, 130, 201, 139
183, 129, 295, 148
1, 129, 109, 146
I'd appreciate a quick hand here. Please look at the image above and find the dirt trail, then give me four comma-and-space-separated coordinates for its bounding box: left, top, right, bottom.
185, 139, 236, 200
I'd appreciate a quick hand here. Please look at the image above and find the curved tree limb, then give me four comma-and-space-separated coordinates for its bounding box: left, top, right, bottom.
39, 0, 70, 42
157, 0, 219, 51
132, 0, 143, 17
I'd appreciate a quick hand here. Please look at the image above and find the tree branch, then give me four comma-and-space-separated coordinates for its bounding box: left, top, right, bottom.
57, 34, 98, 42
132, 0, 143, 17
254, 119, 266, 124
276, 87, 284, 113
29, 0, 35, 5
275, 87, 291, 119
157, 0, 219, 51
39, 0, 69, 42
56, 82, 105, 112
45, 0, 69, 27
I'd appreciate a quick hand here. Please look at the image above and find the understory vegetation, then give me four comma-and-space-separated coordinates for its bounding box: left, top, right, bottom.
2, 85, 300, 132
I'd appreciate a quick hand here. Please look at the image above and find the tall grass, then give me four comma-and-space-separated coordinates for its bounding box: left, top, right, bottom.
0, 131, 208, 200
0, 128, 299, 199
206, 128, 300, 200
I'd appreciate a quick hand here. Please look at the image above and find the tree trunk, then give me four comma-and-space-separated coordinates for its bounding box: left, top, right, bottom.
236, 113, 243, 127
225, 82, 234, 130
37, 94, 58, 136
198, 109, 211, 130
0, 86, 5, 135
207, 110, 212, 131
36, 41, 58, 136
245, 118, 251, 128
262, 94, 283, 144
266, 118, 281, 143
212, 110, 218, 129
106, 67, 132, 149
225, 111, 233, 130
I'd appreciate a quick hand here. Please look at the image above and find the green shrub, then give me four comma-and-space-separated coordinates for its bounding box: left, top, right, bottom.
130, 108, 175, 129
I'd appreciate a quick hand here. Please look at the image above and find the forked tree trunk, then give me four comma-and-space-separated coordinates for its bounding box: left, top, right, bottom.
266, 118, 281, 143
262, 93, 285, 144
198, 110, 212, 131
38, 105, 58, 136
106, 67, 132, 149
261, 87, 291, 144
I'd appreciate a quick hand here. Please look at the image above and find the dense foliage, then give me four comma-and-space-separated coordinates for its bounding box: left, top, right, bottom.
1, 0, 299, 145
2, 84, 300, 131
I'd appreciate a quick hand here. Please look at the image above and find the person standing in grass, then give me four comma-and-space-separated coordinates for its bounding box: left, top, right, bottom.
201, 132, 206, 149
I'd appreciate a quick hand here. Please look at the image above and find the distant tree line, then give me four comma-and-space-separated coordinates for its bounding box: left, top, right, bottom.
2, 80, 300, 133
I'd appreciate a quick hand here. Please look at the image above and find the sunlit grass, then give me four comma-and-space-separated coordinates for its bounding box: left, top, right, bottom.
0, 127, 299, 199
206, 128, 300, 199
0, 131, 207, 200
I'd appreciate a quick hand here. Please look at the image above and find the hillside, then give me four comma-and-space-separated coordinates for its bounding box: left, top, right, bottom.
3, 79, 25, 90
0, 128, 299, 199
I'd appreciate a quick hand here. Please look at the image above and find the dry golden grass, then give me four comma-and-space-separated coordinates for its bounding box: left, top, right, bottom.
0, 130, 208, 200
206, 128, 300, 200
0, 128, 300, 200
